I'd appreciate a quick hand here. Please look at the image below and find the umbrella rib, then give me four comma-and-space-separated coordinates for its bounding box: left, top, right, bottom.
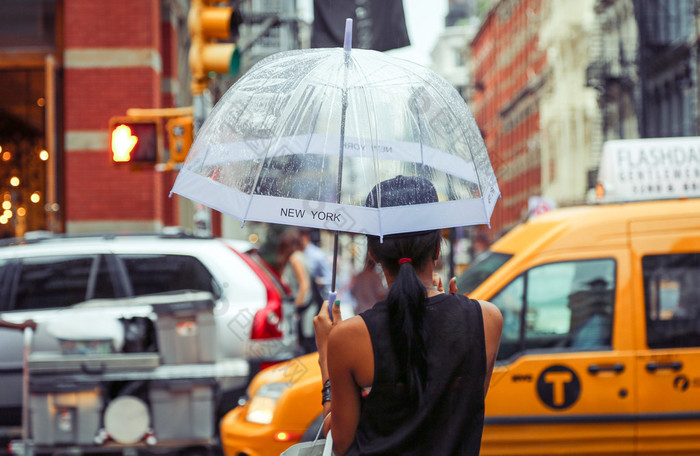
408, 95, 427, 171
350, 53, 386, 240
283, 56, 339, 202
411, 69, 489, 197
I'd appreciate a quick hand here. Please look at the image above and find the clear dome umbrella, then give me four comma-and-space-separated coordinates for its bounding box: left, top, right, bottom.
171, 20, 500, 300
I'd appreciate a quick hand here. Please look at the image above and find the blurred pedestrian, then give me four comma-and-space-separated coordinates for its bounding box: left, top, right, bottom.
299, 228, 333, 298
276, 228, 323, 354
349, 256, 387, 314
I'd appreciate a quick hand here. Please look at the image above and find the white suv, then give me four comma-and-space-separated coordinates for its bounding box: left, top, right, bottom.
0, 231, 297, 433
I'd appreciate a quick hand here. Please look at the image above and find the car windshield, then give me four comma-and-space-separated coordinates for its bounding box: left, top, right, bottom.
455, 250, 513, 294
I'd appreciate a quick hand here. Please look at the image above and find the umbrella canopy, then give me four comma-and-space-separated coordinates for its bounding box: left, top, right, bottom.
171, 46, 500, 238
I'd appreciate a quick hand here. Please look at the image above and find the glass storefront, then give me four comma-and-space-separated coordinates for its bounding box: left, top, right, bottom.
0, 0, 57, 238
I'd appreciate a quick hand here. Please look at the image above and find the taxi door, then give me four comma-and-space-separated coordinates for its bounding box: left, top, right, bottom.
630, 216, 700, 455
481, 251, 637, 455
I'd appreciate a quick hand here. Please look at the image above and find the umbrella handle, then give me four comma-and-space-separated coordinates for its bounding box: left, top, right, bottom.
328, 291, 337, 321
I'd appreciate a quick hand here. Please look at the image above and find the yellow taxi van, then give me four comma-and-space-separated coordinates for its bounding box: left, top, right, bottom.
220, 197, 700, 456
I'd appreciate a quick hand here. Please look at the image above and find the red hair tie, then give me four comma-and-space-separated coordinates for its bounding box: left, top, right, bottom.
398, 258, 412, 265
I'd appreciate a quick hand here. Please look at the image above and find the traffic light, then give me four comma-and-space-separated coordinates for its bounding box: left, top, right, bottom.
189, 0, 243, 95
109, 117, 161, 163
166, 116, 194, 163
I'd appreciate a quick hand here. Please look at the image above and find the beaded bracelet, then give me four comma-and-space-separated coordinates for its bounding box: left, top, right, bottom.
321, 379, 331, 405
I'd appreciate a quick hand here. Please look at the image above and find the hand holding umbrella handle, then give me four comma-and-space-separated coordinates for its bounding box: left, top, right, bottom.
328, 291, 337, 321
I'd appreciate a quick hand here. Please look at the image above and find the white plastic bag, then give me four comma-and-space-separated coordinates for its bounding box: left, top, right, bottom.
281, 427, 333, 456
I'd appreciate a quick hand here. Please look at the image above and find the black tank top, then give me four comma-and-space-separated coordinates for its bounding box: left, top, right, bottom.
346, 293, 486, 456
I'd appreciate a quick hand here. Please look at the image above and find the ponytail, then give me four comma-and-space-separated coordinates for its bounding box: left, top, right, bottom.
367, 230, 441, 404
363, 174, 442, 404
387, 259, 428, 403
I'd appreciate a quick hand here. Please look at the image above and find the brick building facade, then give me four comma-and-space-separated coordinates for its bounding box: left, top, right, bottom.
471, 0, 546, 237
62, 0, 184, 233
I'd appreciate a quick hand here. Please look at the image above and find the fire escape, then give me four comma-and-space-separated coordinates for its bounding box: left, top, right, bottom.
634, 0, 698, 137
585, 1, 639, 143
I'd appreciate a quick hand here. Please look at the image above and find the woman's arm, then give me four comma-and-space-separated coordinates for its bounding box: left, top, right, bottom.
0, 319, 36, 330
478, 300, 503, 395
314, 302, 366, 455
289, 251, 311, 307
326, 320, 363, 455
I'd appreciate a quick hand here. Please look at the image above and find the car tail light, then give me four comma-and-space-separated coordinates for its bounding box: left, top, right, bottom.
259, 360, 282, 371
228, 245, 283, 340
274, 431, 303, 442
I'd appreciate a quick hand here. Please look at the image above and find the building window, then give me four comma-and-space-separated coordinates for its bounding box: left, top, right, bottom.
0, 0, 56, 49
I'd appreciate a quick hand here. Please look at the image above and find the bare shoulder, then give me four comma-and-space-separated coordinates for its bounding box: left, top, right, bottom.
328, 315, 372, 363
329, 315, 368, 343
476, 300, 503, 326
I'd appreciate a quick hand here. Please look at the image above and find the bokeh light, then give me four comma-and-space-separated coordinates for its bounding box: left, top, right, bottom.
17, 207, 26, 217
39, 150, 49, 161
30, 192, 40, 203
10, 177, 20, 187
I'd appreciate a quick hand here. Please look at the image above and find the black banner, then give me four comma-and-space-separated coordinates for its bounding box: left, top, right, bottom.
312, 0, 410, 52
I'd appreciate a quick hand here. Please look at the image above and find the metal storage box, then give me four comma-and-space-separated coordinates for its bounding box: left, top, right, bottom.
149, 378, 216, 441
29, 379, 102, 446
152, 297, 216, 364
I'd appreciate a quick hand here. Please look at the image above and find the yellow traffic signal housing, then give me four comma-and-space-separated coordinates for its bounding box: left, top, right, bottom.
108, 117, 161, 163
189, 0, 242, 95
167, 115, 194, 163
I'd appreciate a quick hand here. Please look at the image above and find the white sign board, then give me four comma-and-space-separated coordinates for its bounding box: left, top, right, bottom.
597, 137, 700, 202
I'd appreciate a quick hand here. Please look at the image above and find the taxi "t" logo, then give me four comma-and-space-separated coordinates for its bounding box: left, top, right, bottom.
544, 371, 573, 406
537, 365, 581, 410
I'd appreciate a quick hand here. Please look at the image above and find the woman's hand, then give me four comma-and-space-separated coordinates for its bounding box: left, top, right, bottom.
432, 273, 458, 294
22, 319, 37, 330
314, 300, 342, 377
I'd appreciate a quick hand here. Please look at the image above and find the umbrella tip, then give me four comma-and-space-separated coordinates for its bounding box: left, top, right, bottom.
344, 18, 353, 52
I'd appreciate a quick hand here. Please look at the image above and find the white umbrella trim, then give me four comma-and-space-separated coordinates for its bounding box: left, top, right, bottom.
171, 168, 497, 236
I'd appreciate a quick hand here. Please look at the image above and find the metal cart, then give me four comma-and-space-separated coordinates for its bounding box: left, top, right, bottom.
11, 299, 248, 456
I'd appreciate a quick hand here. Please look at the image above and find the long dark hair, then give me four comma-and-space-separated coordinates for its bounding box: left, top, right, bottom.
365, 176, 441, 403
275, 228, 303, 273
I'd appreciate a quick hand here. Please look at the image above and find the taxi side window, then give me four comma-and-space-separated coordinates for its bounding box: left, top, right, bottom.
491, 259, 616, 361
643, 253, 700, 348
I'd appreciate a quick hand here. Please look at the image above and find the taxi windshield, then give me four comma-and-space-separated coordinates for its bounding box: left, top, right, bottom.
456, 250, 512, 294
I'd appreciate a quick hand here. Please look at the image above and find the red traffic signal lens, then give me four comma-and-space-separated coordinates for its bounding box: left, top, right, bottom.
110, 120, 159, 163
111, 124, 138, 162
